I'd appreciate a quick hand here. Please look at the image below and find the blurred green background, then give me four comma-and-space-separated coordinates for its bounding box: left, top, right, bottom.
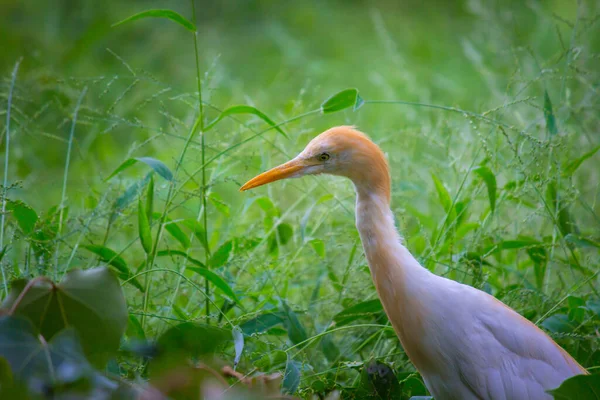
1, 0, 599, 397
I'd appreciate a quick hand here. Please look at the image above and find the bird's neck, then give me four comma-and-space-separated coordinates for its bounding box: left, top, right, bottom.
354, 189, 426, 281
354, 188, 433, 369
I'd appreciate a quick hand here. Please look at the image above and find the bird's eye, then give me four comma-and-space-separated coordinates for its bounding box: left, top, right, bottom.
318, 153, 330, 161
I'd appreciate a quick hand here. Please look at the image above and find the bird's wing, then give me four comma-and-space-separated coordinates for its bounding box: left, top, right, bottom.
451, 289, 585, 400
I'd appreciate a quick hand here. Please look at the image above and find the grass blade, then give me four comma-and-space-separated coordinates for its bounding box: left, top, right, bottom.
138, 198, 152, 254
543, 90, 558, 136
563, 145, 600, 176
187, 267, 239, 303
112, 9, 196, 32
205, 105, 287, 138
106, 157, 173, 181
472, 166, 497, 212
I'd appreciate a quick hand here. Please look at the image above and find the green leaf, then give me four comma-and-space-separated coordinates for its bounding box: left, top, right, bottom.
232, 326, 244, 368
126, 315, 146, 340
240, 312, 286, 335
333, 299, 384, 326
309, 239, 325, 258
156, 249, 206, 268
187, 267, 239, 303
472, 166, 497, 212
548, 374, 600, 399
527, 246, 548, 290
254, 350, 287, 369
360, 360, 402, 399
210, 240, 233, 267
138, 198, 152, 254
543, 90, 558, 136
181, 219, 209, 253
541, 314, 576, 334
205, 105, 287, 138
282, 357, 301, 394
565, 234, 600, 249
146, 174, 154, 223
81, 245, 144, 291
110, 173, 152, 224
156, 214, 192, 249
431, 174, 456, 221
563, 145, 600, 176
546, 181, 579, 237
106, 157, 173, 181
321, 88, 364, 113
277, 223, 294, 245
0, 317, 98, 390
282, 302, 308, 346
112, 9, 196, 32
6, 200, 38, 235
2, 267, 128, 367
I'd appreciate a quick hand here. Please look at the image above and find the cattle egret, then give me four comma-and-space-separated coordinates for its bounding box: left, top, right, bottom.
240, 126, 587, 399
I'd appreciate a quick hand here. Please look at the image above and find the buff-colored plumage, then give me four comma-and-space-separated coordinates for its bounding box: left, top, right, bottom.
241, 126, 586, 400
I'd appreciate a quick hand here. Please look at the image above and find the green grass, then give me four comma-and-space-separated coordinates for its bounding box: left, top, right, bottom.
1, 0, 599, 398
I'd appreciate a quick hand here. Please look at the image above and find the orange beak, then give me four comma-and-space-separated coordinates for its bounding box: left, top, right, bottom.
240, 158, 306, 191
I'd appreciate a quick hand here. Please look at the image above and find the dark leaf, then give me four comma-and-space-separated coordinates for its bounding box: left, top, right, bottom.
110, 173, 152, 223
548, 374, 600, 399
282, 357, 301, 394
333, 299, 383, 326
181, 219, 209, 253
2, 268, 128, 367
541, 314, 576, 334
6, 200, 38, 235
240, 312, 286, 335
282, 302, 308, 346
321, 88, 364, 113
205, 105, 287, 137
360, 360, 402, 399
81, 245, 144, 291
277, 223, 294, 246
546, 182, 579, 237
146, 174, 154, 223
112, 9, 196, 32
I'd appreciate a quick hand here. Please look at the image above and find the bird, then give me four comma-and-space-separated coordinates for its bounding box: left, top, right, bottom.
240, 126, 587, 400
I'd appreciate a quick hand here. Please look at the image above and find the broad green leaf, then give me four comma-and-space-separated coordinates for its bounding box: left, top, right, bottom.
187, 267, 239, 303
563, 145, 600, 176
112, 9, 196, 32
240, 312, 286, 335
210, 240, 233, 267
181, 219, 209, 253
282, 302, 308, 346
232, 326, 244, 367
333, 299, 384, 326
81, 245, 144, 291
472, 166, 497, 212
309, 239, 325, 258
138, 198, 152, 254
2, 267, 128, 367
106, 157, 173, 181
254, 350, 287, 369
277, 223, 294, 245
548, 374, 600, 399
282, 357, 301, 394
0, 318, 98, 391
157, 249, 206, 268
205, 105, 287, 138
541, 314, 576, 334
321, 88, 364, 113
6, 200, 38, 235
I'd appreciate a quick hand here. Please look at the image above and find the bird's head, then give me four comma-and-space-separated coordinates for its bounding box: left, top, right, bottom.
240, 126, 391, 201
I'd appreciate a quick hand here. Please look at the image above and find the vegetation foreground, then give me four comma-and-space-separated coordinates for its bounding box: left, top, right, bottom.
0, 0, 599, 398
